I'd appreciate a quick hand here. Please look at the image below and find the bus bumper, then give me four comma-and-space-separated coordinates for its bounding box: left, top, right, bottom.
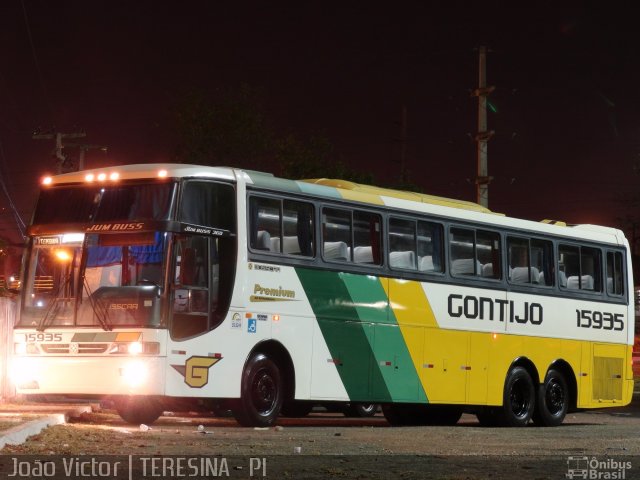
11, 355, 166, 396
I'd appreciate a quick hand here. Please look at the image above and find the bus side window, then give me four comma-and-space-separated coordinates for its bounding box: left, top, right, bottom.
249, 197, 280, 252
450, 228, 478, 276
606, 251, 624, 296
418, 221, 443, 273
389, 217, 417, 270
559, 244, 601, 292
284, 200, 314, 257
450, 227, 500, 279
354, 211, 382, 265
322, 208, 352, 262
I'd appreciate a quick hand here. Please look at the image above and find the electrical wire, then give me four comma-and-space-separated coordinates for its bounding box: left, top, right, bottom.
0, 140, 26, 240
20, 0, 54, 123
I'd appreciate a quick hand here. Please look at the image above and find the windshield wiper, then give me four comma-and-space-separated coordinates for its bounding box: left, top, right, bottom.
82, 277, 112, 331
37, 273, 72, 332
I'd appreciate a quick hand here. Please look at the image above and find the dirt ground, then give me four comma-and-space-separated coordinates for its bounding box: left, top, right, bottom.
1, 401, 639, 480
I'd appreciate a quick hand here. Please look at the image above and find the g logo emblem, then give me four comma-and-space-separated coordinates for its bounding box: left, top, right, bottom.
184, 356, 221, 388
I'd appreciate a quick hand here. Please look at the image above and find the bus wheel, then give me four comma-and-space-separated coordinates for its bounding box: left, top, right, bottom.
114, 396, 163, 425
232, 353, 283, 427
280, 401, 313, 418
343, 403, 378, 418
496, 366, 535, 427
533, 369, 568, 427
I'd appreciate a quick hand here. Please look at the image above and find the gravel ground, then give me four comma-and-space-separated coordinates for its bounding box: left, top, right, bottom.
1, 402, 639, 479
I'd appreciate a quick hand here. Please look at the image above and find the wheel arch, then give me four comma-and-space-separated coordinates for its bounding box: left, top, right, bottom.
246, 340, 296, 402
547, 359, 578, 411
509, 356, 540, 386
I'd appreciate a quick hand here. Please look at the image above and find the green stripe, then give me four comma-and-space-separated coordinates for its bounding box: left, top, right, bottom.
295, 268, 426, 403
296, 181, 342, 199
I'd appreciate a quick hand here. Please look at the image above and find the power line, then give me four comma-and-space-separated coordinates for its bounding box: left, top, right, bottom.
20, 0, 54, 122
0, 141, 26, 239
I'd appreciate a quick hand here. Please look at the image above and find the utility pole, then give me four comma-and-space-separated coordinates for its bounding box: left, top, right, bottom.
32, 130, 87, 173
65, 143, 108, 170
472, 46, 495, 208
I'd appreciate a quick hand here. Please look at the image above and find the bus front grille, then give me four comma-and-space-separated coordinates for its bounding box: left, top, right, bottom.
41, 343, 109, 354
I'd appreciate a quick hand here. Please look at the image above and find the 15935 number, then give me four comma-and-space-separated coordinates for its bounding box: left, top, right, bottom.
576, 309, 624, 331
24, 333, 63, 342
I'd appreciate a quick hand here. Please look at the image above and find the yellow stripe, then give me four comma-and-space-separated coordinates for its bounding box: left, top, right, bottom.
338, 188, 384, 205
115, 332, 142, 342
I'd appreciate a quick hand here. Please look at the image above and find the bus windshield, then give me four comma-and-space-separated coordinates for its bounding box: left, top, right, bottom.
32, 182, 175, 225
19, 232, 167, 329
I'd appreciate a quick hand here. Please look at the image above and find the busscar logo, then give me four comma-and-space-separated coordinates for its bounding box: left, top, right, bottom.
171, 356, 221, 388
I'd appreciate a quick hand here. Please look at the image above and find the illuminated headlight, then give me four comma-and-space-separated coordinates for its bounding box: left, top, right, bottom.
121, 361, 148, 388
128, 341, 143, 355
10, 358, 39, 388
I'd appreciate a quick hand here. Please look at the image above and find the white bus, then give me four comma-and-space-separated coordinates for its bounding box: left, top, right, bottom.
11, 164, 634, 427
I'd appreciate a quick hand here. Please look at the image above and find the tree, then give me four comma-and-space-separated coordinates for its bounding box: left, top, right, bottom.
275, 134, 374, 184
174, 85, 273, 169
173, 84, 376, 185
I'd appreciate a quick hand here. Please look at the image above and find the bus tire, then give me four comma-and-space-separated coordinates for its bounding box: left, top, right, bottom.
533, 369, 569, 427
280, 400, 313, 418
343, 403, 378, 418
232, 353, 283, 427
114, 396, 163, 425
496, 366, 535, 427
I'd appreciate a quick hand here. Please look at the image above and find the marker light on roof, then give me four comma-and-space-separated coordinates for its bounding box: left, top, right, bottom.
85, 174, 95, 182
109, 172, 120, 181
42, 177, 52, 185
158, 169, 168, 178
97, 173, 107, 181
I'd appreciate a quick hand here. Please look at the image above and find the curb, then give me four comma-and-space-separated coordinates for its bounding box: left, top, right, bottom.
0, 405, 94, 449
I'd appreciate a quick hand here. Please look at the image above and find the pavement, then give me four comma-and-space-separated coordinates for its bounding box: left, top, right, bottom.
0, 384, 638, 451
0, 402, 96, 449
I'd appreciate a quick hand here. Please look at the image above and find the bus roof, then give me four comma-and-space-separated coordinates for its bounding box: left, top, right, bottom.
301, 178, 494, 214
41, 164, 626, 246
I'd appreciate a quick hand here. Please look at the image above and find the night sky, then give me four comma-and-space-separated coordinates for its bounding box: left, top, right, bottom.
1, 2, 639, 246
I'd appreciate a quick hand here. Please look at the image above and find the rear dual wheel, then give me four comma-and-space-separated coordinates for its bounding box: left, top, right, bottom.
533, 369, 569, 427
476, 366, 568, 427
477, 366, 535, 427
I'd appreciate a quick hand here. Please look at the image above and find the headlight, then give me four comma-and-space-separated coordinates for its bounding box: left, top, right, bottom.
10, 358, 39, 388
120, 361, 148, 388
